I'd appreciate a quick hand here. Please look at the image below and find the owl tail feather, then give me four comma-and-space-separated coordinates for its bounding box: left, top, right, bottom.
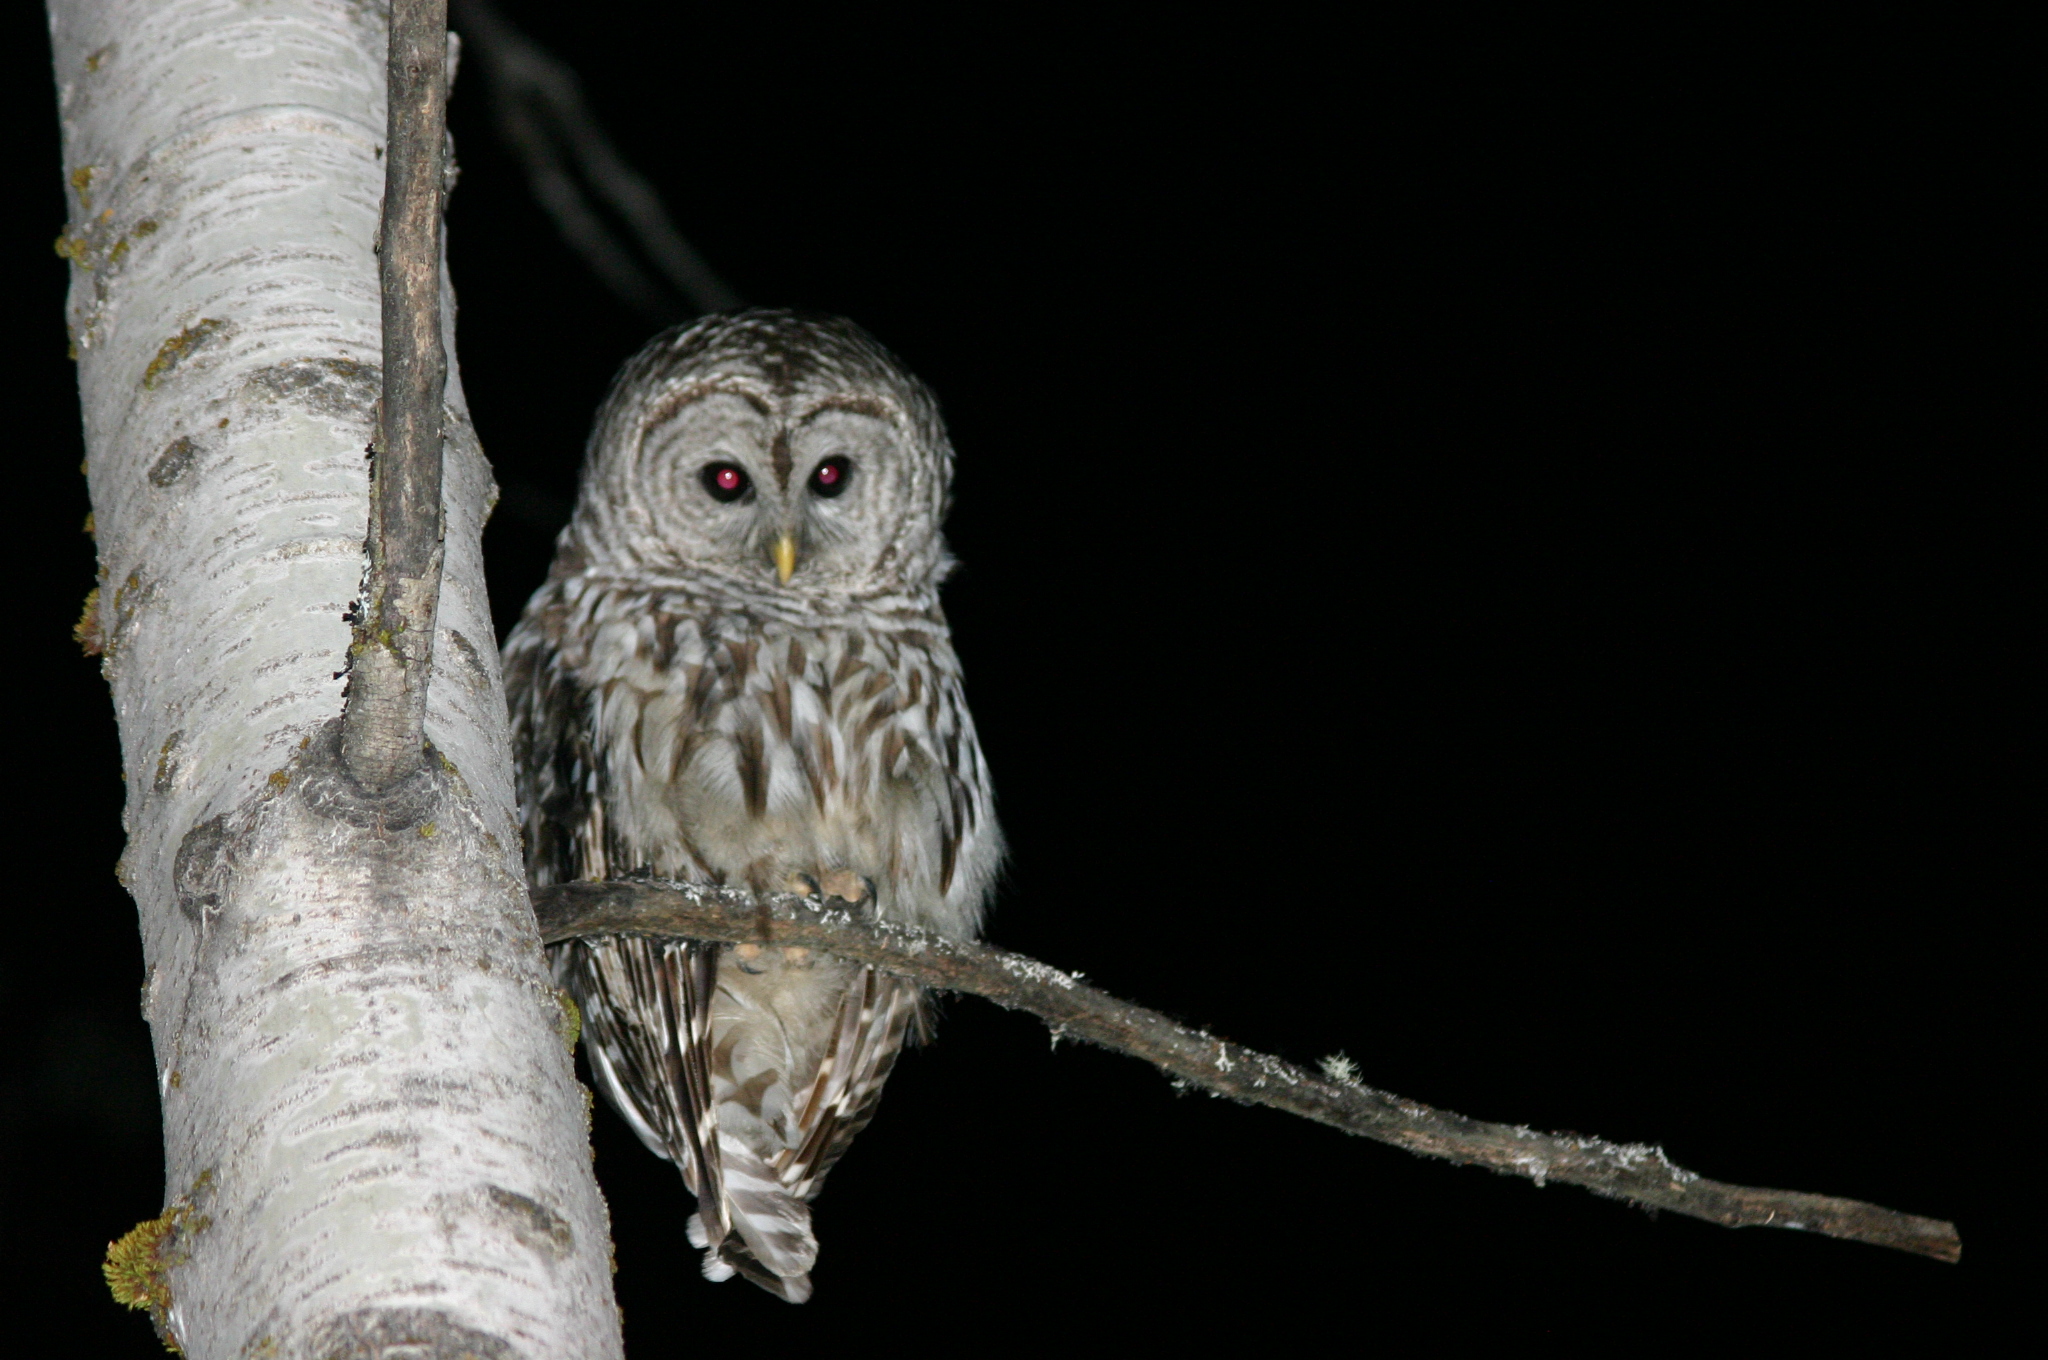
704, 1238, 813, 1304
688, 1141, 818, 1303
690, 1212, 814, 1303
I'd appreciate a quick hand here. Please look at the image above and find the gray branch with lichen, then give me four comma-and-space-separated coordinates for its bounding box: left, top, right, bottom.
536, 878, 1961, 1265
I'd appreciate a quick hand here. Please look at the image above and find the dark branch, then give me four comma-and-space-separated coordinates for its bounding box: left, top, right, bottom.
450, 0, 743, 321
534, 879, 1962, 1265
343, 0, 451, 793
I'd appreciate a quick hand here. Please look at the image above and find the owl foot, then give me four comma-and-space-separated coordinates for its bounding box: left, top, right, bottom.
819, 868, 877, 913
754, 870, 872, 970
764, 872, 866, 967
781, 868, 876, 914
730, 939, 813, 971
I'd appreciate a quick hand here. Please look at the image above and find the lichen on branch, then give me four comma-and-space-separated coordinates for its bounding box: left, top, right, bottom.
104, 1171, 213, 1354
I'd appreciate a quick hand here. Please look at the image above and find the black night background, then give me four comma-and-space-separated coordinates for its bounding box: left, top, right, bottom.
1, 6, 2022, 1349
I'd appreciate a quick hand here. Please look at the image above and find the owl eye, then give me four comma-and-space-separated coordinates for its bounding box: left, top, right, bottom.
700, 462, 751, 503
808, 456, 852, 499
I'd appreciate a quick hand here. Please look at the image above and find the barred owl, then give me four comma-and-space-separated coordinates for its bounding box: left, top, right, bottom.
504, 311, 1001, 1303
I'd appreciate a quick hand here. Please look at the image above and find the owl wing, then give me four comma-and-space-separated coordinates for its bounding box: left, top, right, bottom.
555, 937, 730, 1238
507, 610, 740, 1250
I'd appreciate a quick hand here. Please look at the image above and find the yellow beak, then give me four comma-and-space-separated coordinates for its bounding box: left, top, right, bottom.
773, 531, 798, 584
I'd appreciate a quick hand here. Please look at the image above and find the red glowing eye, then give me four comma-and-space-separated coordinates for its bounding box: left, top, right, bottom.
809, 457, 852, 498
701, 462, 750, 502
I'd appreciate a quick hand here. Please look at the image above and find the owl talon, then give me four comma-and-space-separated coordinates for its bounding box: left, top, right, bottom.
818, 869, 877, 913
731, 941, 768, 974
782, 872, 822, 899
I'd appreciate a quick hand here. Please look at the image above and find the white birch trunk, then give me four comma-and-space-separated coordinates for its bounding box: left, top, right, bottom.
49, 2, 623, 1354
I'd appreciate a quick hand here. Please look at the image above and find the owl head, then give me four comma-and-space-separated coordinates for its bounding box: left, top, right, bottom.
559, 310, 956, 600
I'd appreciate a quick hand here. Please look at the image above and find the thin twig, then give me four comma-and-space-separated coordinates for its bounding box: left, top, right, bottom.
450, 0, 742, 319
342, 0, 450, 793
534, 878, 1962, 1265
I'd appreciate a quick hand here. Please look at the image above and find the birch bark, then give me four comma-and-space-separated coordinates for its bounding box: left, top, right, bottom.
49, 2, 622, 1354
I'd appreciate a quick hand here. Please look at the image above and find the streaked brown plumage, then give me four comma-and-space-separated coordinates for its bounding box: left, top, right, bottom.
505, 311, 1000, 1301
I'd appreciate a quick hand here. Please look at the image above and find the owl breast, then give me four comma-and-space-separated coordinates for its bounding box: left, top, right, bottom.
530, 574, 997, 941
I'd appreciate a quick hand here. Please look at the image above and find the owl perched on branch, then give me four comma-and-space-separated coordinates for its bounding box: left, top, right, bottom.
504, 311, 1001, 1302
